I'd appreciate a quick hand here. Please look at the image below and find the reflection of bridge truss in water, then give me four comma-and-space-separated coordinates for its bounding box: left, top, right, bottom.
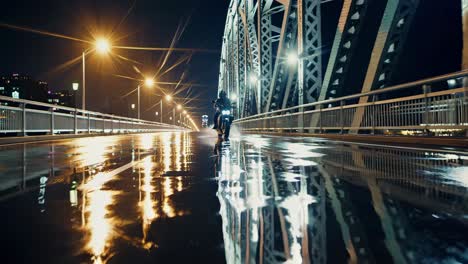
216, 138, 468, 263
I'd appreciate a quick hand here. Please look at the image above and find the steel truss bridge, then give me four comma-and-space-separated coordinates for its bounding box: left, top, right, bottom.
218, 0, 468, 135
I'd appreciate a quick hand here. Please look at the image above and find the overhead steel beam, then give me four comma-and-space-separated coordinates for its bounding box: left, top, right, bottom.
350, 0, 419, 132
298, 0, 323, 105
318, 0, 371, 102
265, 0, 297, 112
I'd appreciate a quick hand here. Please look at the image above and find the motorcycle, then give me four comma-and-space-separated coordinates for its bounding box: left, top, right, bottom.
216, 107, 234, 140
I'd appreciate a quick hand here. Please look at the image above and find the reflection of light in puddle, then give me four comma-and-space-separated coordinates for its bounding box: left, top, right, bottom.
140, 156, 157, 248
162, 133, 172, 172
284, 158, 318, 167
280, 142, 325, 159
138, 134, 156, 151
82, 169, 121, 264
280, 172, 303, 182
175, 132, 182, 171
73, 137, 117, 167
86, 190, 114, 262
280, 193, 317, 264
441, 167, 468, 188
243, 135, 271, 148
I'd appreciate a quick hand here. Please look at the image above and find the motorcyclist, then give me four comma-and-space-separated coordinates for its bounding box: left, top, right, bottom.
212, 90, 231, 129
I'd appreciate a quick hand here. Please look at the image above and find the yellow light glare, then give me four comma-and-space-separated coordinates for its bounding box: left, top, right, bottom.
183, 110, 187, 114
177, 104, 182, 110
165, 95, 172, 101
144, 78, 155, 87
95, 38, 111, 54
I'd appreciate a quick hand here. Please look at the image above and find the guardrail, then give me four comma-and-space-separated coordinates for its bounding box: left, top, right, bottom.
234, 70, 468, 136
0, 95, 187, 135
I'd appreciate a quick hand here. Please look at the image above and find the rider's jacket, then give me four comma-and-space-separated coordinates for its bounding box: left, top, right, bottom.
214, 97, 232, 111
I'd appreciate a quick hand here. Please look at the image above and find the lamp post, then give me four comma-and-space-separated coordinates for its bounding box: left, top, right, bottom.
82, 38, 111, 111
72, 83, 79, 134
162, 94, 172, 124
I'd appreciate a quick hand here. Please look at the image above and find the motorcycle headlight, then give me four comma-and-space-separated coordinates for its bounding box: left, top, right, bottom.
222, 110, 231, 115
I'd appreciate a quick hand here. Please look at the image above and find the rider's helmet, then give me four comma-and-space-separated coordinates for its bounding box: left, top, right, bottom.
219, 90, 227, 99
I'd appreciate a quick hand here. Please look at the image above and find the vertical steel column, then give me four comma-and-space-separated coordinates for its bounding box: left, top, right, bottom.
298, 0, 323, 132
22, 103, 27, 136
50, 107, 54, 135
462, 0, 468, 69
87, 113, 91, 134
74, 110, 78, 134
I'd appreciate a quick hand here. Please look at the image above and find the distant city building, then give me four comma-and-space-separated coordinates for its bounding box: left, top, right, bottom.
0, 73, 48, 103
47, 90, 74, 107
0, 74, 78, 108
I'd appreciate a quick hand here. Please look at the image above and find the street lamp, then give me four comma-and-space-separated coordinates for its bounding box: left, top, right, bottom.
137, 77, 155, 119
72, 83, 79, 108
287, 52, 299, 66
96, 38, 111, 54
158, 94, 173, 124
249, 73, 258, 85
177, 104, 182, 110
82, 37, 111, 111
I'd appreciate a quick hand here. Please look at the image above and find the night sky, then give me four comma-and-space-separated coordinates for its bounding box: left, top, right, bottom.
0, 0, 463, 122
0, 0, 229, 121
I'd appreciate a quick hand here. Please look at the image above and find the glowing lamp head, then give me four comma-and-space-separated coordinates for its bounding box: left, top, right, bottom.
95, 38, 111, 54
165, 94, 172, 101
72, 83, 79, 91
287, 52, 299, 65
131, 103, 135, 109
230, 93, 237, 101
144, 78, 155, 87
249, 73, 258, 84
177, 104, 182, 110
183, 110, 187, 114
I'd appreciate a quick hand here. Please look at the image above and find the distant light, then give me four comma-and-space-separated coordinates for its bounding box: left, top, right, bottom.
95, 38, 111, 54
287, 52, 299, 65
183, 110, 187, 114
249, 73, 258, 85
155, 111, 159, 116
12, 91, 19, 99
131, 103, 135, 109
144, 78, 155, 87
169, 117, 173, 120
177, 104, 182, 110
165, 94, 172, 101
72, 83, 79, 91
447, 79, 457, 88
231, 93, 237, 101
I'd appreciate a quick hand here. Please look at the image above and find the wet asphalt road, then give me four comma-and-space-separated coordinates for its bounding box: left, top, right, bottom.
0, 131, 467, 263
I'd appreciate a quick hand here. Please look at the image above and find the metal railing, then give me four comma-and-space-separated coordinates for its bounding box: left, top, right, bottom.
0, 95, 187, 135
234, 70, 468, 135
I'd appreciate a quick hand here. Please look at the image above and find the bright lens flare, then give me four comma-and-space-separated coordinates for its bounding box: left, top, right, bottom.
144, 78, 155, 87
177, 104, 182, 110
287, 52, 299, 65
165, 95, 172, 101
96, 38, 111, 54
